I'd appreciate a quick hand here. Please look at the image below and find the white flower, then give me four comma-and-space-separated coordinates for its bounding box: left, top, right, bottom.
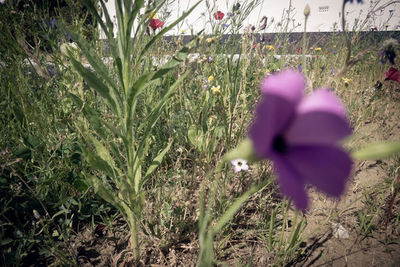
230, 159, 249, 173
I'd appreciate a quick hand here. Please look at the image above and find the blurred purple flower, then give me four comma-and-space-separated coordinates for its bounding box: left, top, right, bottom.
249, 70, 352, 210
223, 24, 229, 29
50, 18, 56, 28
65, 33, 71, 42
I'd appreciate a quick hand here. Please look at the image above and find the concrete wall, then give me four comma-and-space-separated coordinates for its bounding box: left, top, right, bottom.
102, 0, 400, 36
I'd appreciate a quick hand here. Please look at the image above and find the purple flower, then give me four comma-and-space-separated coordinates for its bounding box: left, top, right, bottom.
298, 65, 303, 72
249, 70, 352, 210
50, 18, 56, 28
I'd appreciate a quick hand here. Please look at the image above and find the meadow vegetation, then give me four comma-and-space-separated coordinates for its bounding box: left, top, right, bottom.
1, 0, 400, 266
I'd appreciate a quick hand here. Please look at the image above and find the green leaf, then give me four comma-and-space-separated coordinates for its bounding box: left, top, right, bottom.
63, 29, 122, 115
88, 134, 121, 177
83, 0, 111, 40
223, 138, 259, 163
188, 125, 203, 150
83, 148, 115, 178
140, 141, 173, 188
85, 174, 125, 213
211, 179, 271, 236
352, 141, 400, 160
73, 178, 89, 192
68, 54, 118, 114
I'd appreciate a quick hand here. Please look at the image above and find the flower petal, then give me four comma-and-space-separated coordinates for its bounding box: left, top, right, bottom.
274, 156, 308, 210
284, 145, 352, 197
286, 89, 351, 145
260, 69, 304, 103
249, 95, 296, 158
250, 70, 305, 158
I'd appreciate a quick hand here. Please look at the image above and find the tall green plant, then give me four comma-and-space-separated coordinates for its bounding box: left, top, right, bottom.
65, 0, 200, 261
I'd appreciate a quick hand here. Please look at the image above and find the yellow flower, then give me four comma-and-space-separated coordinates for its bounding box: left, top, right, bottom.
148, 10, 157, 19
265, 69, 270, 75
314, 47, 322, 51
343, 78, 351, 86
211, 85, 221, 95
206, 37, 216, 43
180, 29, 186, 34
266, 45, 275, 51
208, 75, 214, 83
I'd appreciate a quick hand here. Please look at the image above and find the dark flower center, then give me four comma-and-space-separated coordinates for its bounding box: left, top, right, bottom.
272, 135, 287, 153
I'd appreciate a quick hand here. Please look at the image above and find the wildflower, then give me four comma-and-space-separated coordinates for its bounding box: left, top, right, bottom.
304, 4, 310, 17
343, 78, 351, 86
222, 24, 229, 29
50, 18, 56, 28
208, 75, 214, 83
206, 37, 216, 44
180, 29, 186, 34
231, 159, 249, 173
214, 11, 224, 20
265, 69, 271, 75
211, 85, 221, 95
298, 65, 303, 72
149, 19, 164, 30
266, 45, 275, 51
249, 70, 352, 210
314, 47, 322, 51
65, 33, 72, 42
208, 56, 213, 63
297, 48, 302, 54
148, 11, 157, 19
385, 67, 400, 83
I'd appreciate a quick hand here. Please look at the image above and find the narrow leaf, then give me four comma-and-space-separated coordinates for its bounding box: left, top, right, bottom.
352, 141, 400, 160
69, 53, 118, 114
140, 141, 173, 187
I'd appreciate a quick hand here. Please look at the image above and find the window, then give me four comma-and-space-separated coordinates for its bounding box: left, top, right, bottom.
319, 6, 329, 12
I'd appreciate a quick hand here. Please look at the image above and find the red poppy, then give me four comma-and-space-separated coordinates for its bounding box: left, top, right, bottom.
214, 11, 224, 20
150, 19, 164, 30
297, 48, 302, 54
385, 67, 400, 83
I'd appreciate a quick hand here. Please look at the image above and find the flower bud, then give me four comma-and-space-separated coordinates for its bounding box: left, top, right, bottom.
304, 4, 310, 17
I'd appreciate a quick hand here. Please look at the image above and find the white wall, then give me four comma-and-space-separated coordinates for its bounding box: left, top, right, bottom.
102, 0, 400, 35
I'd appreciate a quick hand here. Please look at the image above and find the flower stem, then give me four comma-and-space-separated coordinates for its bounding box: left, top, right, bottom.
128, 212, 140, 262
